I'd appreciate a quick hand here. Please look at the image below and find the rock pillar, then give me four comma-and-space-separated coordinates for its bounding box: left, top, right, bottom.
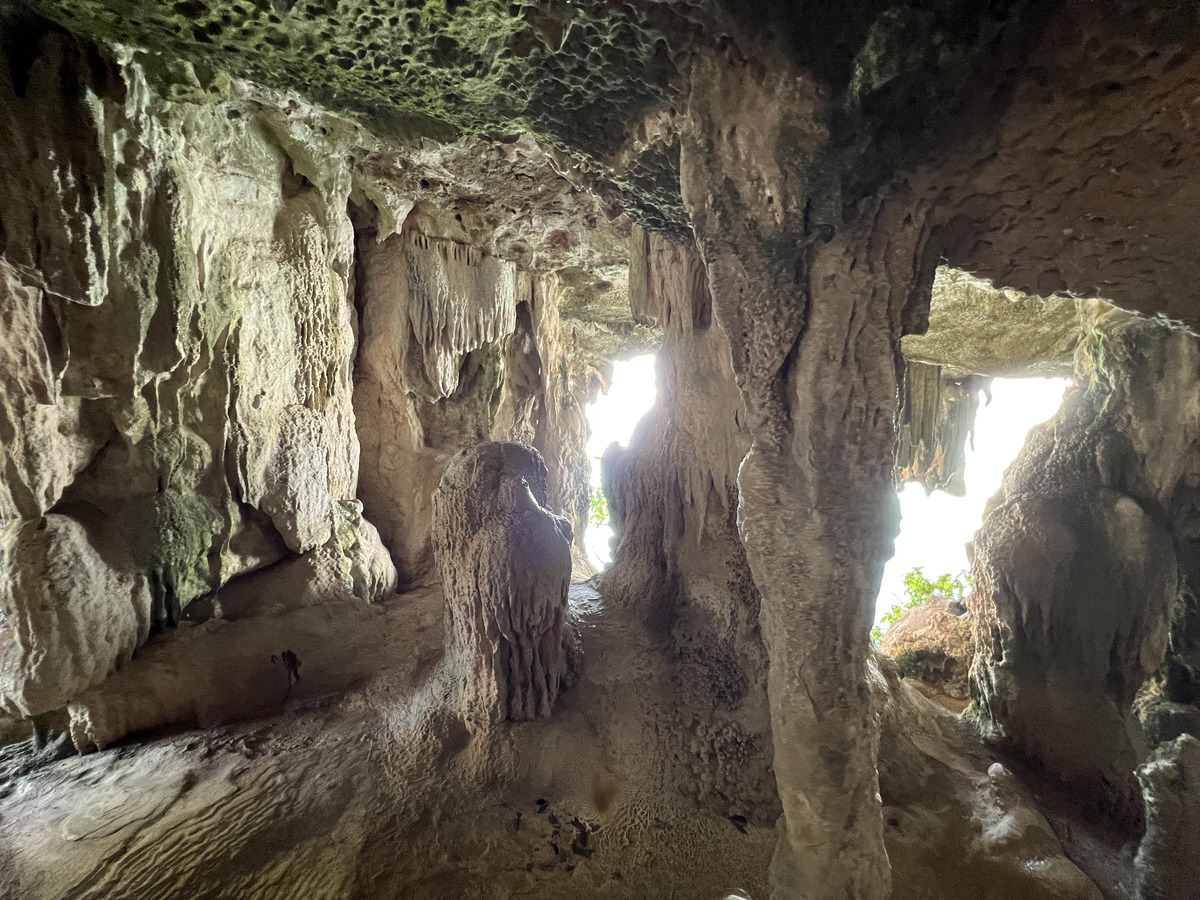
681, 52, 931, 900
432, 442, 573, 724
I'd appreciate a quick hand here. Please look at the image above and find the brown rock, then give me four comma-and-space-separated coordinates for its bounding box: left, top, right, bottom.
432, 442, 573, 724
970, 311, 1200, 826
874, 655, 1103, 900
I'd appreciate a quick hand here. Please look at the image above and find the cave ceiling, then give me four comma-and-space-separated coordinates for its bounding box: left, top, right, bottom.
18, 1, 1054, 238
14, 0, 1200, 322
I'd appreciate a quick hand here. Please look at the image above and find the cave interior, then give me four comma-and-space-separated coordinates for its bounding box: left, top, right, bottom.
2, 1, 1200, 898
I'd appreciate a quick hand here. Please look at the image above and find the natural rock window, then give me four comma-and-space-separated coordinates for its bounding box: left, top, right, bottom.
877, 376, 1071, 623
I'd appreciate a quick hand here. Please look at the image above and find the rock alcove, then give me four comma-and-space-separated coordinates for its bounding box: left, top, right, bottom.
2, 2, 1200, 899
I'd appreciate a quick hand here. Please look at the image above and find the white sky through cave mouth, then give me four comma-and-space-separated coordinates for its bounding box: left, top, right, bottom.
875, 376, 1071, 624
584, 354, 658, 570
583, 359, 1070, 610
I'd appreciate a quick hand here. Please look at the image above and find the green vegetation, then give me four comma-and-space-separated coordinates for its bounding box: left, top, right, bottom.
588, 486, 609, 525
872, 567, 970, 644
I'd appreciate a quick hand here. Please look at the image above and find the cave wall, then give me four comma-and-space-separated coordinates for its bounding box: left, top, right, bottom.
4, 2, 1200, 898
0, 27, 402, 721
0, 17, 597, 736
971, 308, 1200, 828
352, 210, 592, 586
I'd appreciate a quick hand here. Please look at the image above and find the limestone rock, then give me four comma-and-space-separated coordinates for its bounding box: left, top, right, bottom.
1134, 735, 1200, 900
879, 596, 973, 713
353, 215, 593, 587
874, 655, 1103, 900
902, 268, 1104, 378
66, 591, 436, 752
0, 514, 152, 718
0, 260, 101, 521
197, 501, 398, 621
601, 227, 774, 817
894, 361, 990, 497
1136, 696, 1200, 749
972, 311, 1200, 824
433, 442, 572, 724
973, 488, 1175, 821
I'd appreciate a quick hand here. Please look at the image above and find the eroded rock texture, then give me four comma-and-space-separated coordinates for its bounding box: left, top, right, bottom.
0, 25, 401, 727
1134, 735, 1200, 900
353, 211, 595, 586
676, 38, 967, 893
4, 0, 1200, 898
601, 225, 775, 819
880, 596, 973, 713
971, 310, 1200, 824
874, 655, 1103, 900
0, 12, 608, 745
433, 442, 573, 724
0, 514, 151, 718
902, 268, 1104, 379
894, 362, 989, 496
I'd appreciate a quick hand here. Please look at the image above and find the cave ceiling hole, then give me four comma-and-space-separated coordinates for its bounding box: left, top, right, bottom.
584, 353, 657, 570
876, 376, 1071, 627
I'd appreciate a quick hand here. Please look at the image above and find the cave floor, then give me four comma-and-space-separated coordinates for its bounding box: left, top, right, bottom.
0, 584, 774, 900
0, 579, 1141, 900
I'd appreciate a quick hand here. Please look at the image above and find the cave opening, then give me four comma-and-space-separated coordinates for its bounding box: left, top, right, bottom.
583, 353, 658, 570
876, 376, 1071, 629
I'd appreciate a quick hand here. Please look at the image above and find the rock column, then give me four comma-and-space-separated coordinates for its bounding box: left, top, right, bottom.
681, 52, 931, 900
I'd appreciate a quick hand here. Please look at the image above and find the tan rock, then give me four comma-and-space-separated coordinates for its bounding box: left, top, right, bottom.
0, 514, 152, 718
972, 311, 1198, 825
879, 596, 973, 713
875, 655, 1103, 900
433, 442, 573, 724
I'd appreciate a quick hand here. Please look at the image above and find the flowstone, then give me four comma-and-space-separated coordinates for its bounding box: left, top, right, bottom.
432, 442, 573, 724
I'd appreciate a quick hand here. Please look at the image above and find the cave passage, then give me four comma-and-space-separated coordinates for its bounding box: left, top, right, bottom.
876, 376, 1071, 625
584, 354, 658, 569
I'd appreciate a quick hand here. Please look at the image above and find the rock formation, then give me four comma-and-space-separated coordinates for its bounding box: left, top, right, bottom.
894, 362, 990, 497
601, 225, 775, 818
879, 596, 973, 713
1, 0, 1200, 898
971, 310, 1200, 826
0, 514, 151, 718
433, 442, 573, 724
1134, 735, 1200, 900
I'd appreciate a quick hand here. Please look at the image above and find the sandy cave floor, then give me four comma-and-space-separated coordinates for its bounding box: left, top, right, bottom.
0, 584, 775, 900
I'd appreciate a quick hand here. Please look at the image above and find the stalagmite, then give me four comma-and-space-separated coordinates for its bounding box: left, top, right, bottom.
1, 1, 1199, 898
432, 442, 573, 724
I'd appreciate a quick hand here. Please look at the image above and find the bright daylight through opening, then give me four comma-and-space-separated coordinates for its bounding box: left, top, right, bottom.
875, 376, 1072, 628
584, 354, 658, 569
